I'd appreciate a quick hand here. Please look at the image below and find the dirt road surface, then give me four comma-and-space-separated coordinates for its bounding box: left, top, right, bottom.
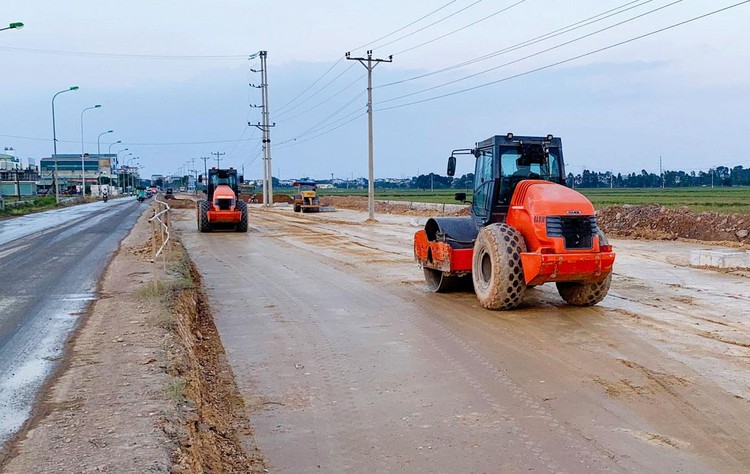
174, 205, 750, 473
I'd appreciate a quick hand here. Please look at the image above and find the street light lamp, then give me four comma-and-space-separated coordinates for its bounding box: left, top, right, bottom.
51, 85, 79, 203
80, 104, 101, 197
0, 22, 24, 32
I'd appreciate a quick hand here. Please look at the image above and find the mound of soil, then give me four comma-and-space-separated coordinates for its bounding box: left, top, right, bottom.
325, 197, 749, 246
598, 205, 749, 245
168, 197, 197, 209
241, 194, 293, 204
321, 196, 470, 217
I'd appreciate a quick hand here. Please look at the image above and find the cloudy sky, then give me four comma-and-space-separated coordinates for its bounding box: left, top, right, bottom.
2, 0, 749, 181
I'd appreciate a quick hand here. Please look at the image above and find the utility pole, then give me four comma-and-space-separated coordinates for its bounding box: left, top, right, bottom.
200, 156, 209, 178
346, 50, 392, 221
211, 151, 225, 168
189, 157, 197, 193
659, 155, 664, 188
250, 51, 275, 207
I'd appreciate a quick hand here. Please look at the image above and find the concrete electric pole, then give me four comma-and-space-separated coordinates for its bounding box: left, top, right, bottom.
250, 51, 276, 207
346, 50, 392, 221
211, 151, 225, 168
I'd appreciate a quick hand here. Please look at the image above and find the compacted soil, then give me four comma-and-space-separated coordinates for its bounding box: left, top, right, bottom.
0, 194, 750, 473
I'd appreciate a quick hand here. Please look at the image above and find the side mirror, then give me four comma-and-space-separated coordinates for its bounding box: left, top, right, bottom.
447, 156, 456, 177
454, 192, 466, 202
198, 175, 203, 183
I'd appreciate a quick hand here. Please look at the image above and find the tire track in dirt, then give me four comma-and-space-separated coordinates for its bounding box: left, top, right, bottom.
196, 236, 391, 473
251, 212, 624, 472
248, 207, 750, 471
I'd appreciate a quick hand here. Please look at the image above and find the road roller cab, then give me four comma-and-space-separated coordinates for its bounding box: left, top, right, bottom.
413, 133, 615, 310
196, 167, 248, 232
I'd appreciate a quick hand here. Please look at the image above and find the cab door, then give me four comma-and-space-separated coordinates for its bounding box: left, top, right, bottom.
471, 147, 495, 227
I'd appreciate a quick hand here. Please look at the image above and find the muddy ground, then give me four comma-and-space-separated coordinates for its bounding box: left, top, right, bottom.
1, 195, 748, 472
174, 203, 750, 472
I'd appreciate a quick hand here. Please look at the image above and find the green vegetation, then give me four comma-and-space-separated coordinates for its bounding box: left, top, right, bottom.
577, 187, 750, 214
0, 195, 59, 217
275, 186, 750, 214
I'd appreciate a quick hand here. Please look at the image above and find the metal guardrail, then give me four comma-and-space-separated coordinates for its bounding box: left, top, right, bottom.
148, 196, 171, 289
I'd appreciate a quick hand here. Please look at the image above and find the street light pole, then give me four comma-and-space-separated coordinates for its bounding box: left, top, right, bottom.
107, 140, 122, 156
97, 130, 113, 156
122, 153, 133, 193
107, 140, 121, 191
80, 104, 101, 198
96, 130, 113, 196
131, 158, 140, 191
115, 148, 129, 193
51, 86, 79, 203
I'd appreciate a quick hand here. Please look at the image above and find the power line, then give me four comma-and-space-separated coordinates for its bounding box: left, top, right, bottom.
272, 1, 465, 120
275, 113, 365, 150
374, 0, 486, 51
277, 72, 366, 122
379, 0, 684, 105
274, 57, 346, 115
392, 0, 527, 56
276, 105, 365, 146
352, 0, 460, 50
383, 0, 653, 84
0, 133, 258, 146
275, 63, 358, 118
0, 46, 252, 60
377, 1, 750, 111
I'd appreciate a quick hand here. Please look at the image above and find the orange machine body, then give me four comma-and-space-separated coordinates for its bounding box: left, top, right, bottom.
200, 184, 242, 223
414, 180, 615, 286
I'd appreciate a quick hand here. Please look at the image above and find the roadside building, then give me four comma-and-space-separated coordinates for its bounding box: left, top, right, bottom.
39, 154, 116, 194
1, 150, 40, 198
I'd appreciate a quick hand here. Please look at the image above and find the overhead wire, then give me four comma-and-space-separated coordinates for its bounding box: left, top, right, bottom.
275, 63, 358, 119
382, 0, 654, 85
373, 0, 487, 51
392, 0, 527, 56
278, 73, 366, 122
276, 94, 366, 146
377, 1, 750, 111
0, 46, 251, 60
274, 57, 346, 115
351, 0, 460, 50
273, 0, 472, 119
378, 0, 684, 105
275, 113, 365, 150
225, 63, 262, 162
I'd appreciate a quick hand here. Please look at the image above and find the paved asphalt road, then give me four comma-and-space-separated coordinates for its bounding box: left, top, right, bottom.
0, 198, 145, 446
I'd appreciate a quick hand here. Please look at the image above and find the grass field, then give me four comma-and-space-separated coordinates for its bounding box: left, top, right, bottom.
273, 186, 750, 214
0, 195, 59, 218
